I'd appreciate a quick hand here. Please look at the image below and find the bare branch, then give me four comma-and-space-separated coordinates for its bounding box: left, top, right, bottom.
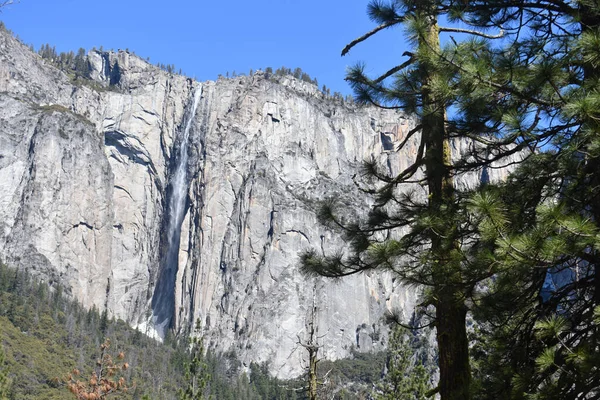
387, 313, 437, 330
373, 52, 415, 84
440, 26, 504, 39
0, 0, 17, 10
342, 19, 403, 56
395, 123, 423, 152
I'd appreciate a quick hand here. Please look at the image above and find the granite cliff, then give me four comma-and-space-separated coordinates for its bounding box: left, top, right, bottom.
0, 29, 516, 378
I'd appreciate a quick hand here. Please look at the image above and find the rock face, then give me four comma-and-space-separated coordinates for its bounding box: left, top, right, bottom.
0, 30, 518, 378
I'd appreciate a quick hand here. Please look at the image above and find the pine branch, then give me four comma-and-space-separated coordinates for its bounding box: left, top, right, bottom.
367, 0, 402, 24
388, 131, 426, 185
386, 312, 437, 330
425, 38, 556, 108
425, 386, 439, 398
345, 64, 412, 108
342, 19, 403, 56
463, 1, 575, 17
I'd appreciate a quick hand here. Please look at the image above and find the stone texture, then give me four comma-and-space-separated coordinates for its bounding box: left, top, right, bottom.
0, 29, 521, 378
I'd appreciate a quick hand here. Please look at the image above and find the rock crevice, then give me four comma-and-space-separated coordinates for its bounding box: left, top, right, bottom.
0, 29, 523, 378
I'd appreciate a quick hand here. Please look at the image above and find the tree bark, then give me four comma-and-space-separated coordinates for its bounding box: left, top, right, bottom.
308, 345, 318, 400
418, 2, 471, 399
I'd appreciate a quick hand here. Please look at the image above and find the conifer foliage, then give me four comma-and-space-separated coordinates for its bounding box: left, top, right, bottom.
302, 0, 600, 399
449, 1, 600, 398
374, 327, 431, 400
38, 44, 91, 79
301, 1, 505, 398
178, 321, 210, 400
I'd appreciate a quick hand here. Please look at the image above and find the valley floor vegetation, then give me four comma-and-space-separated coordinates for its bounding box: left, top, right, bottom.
0, 262, 433, 399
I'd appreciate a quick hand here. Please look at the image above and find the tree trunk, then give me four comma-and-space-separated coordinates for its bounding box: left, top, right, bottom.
418, 2, 471, 399
308, 346, 318, 400
435, 291, 471, 400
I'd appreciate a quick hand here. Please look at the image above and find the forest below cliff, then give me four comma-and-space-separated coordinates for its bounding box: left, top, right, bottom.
0, 262, 432, 399
1, 0, 600, 399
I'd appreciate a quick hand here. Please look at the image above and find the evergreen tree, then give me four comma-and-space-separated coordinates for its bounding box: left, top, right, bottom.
293, 67, 302, 79
299, 1, 511, 398
375, 327, 430, 400
73, 48, 88, 77
432, 1, 600, 398
301, 0, 599, 398
178, 320, 210, 400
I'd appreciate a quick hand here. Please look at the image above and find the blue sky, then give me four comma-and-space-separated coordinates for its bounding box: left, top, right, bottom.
0, 0, 409, 95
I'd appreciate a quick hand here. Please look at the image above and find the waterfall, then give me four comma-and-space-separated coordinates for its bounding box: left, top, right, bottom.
167, 87, 202, 247
151, 86, 203, 337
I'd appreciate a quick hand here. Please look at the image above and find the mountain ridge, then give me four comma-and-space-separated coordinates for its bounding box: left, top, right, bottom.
0, 26, 515, 378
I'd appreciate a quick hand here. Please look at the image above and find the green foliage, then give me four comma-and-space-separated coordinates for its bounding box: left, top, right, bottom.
303, 1, 600, 399
156, 62, 182, 75
38, 44, 90, 80
178, 322, 210, 400
248, 362, 298, 400
0, 346, 11, 400
262, 66, 320, 88
464, 55, 600, 395
374, 327, 432, 400
0, 262, 187, 399
319, 349, 386, 387
0, 262, 390, 399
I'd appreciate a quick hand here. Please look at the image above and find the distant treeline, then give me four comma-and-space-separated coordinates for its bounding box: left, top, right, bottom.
0, 21, 352, 102
222, 66, 354, 102
37, 44, 90, 79
0, 261, 305, 399
1, 21, 353, 102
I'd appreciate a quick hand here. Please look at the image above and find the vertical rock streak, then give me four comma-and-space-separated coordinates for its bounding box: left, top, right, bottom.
0, 27, 526, 376
152, 86, 203, 336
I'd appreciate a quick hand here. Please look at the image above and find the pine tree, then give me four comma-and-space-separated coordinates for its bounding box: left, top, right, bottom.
299, 1, 512, 398
439, 1, 600, 398
73, 48, 88, 77
293, 67, 302, 79
65, 338, 131, 399
375, 326, 431, 400
178, 320, 210, 400
301, 0, 600, 398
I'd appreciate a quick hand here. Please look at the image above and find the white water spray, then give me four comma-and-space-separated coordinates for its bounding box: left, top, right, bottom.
151, 86, 203, 337
167, 87, 202, 245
